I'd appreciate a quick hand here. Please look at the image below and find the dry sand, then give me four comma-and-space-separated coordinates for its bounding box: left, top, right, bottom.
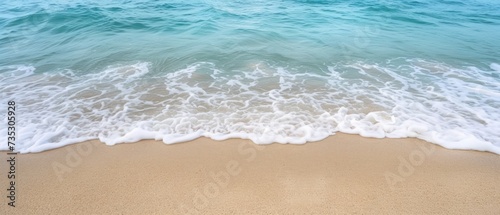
1, 134, 500, 214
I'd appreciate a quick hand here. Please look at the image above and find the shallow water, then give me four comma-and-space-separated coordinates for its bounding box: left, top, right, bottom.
1, 0, 499, 153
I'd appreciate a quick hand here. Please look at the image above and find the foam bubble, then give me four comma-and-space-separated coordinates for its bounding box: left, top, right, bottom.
491, 63, 500, 72
1, 59, 499, 154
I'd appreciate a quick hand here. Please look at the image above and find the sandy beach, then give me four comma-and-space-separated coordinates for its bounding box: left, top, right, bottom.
1, 134, 499, 214
3, 0, 500, 214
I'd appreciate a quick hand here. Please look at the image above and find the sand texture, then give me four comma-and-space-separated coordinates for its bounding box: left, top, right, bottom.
2, 134, 500, 214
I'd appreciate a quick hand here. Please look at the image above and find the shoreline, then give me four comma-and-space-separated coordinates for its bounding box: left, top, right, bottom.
2, 134, 499, 214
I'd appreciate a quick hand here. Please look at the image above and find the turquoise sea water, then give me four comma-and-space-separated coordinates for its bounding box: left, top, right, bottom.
1, 0, 499, 153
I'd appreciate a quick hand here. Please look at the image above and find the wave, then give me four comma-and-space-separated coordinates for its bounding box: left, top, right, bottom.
1, 59, 499, 154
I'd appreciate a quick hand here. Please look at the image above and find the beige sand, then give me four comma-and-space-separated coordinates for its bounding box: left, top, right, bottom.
1, 134, 500, 214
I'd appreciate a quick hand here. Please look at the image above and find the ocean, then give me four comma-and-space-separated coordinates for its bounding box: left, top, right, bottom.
1, 0, 499, 153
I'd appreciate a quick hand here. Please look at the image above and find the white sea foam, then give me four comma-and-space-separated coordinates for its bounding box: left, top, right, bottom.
0, 59, 499, 154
